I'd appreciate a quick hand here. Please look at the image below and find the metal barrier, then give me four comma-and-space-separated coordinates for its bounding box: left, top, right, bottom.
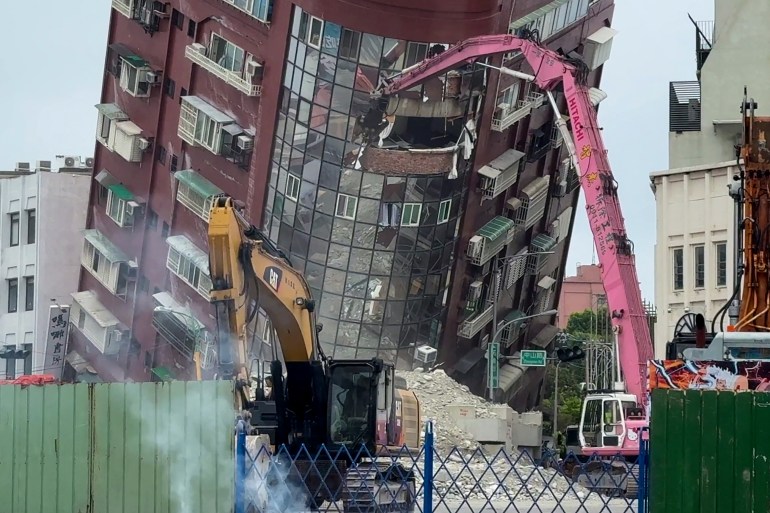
236, 421, 649, 513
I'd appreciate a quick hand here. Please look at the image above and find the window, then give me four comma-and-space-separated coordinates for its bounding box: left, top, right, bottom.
401, 203, 422, 227
179, 87, 188, 102
339, 29, 361, 60
174, 170, 223, 222
171, 8, 184, 29
95, 104, 144, 163
82, 231, 133, 298
166, 237, 213, 298
147, 209, 158, 230
335, 194, 357, 220
716, 242, 727, 287
437, 200, 451, 224
9, 212, 19, 247
210, 34, 245, 73
118, 56, 152, 98
498, 82, 521, 112
673, 247, 684, 291
24, 277, 33, 311
178, 96, 238, 154
162, 222, 170, 238
220, 0, 271, 21
301, 14, 323, 49
694, 245, 705, 289
187, 19, 197, 38
170, 154, 179, 171
286, 174, 301, 201
26, 209, 35, 244
7, 279, 17, 313
156, 145, 167, 164
4, 346, 15, 380
404, 42, 428, 68
164, 77, 176, 98
106, 187, 139, 228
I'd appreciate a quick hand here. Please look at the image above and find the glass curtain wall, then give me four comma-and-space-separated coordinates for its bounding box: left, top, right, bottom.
264, 6, 464, 367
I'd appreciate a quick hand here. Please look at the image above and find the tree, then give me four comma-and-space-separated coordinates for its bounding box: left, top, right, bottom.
566, 307, 611, 341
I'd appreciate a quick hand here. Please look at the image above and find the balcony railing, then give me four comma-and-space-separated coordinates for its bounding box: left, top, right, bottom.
185, 45, 262, 97
458, 305, 494, 339
491, 92, 545, 132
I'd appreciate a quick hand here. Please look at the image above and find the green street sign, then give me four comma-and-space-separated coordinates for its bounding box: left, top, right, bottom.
520, 349, 547, 367
487, 341, 500, 389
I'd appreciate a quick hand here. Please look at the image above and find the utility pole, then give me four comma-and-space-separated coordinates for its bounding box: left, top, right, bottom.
552, 360, 561, 437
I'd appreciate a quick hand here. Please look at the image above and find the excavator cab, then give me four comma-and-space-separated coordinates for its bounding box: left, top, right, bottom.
327, 361, 381, 450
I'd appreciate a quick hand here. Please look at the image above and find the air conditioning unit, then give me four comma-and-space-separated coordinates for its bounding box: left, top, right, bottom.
236, 134, 254, 151
468, 280, 483, 301
467, 236, 483, 259
140, 7, 155, 25
138, 138, 152, 151
549, 219, 560, 240
64, 157, 76, 167
497, 102, 511, 111
144, 71, 161, 85
113, 330, 123, 343
413, 345, 438, 368
85, 158, 95, 168
191, 43, 207, 56
36, 160, 52, 171
244, 57, 263, 79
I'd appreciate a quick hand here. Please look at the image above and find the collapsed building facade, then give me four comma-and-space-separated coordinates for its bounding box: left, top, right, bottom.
69, 0, 616, 411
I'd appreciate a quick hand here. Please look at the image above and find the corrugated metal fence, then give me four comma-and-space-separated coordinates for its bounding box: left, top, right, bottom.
0, 380, 236, 513
650, 389, 770, 513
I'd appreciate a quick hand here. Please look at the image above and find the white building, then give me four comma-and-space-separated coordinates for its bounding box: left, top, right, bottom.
0, 157, 91, 379
651, 0, 770, 356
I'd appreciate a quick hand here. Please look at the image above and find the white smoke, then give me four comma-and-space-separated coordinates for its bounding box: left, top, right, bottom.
242, 435, 311, 513
120, 382, 237, 513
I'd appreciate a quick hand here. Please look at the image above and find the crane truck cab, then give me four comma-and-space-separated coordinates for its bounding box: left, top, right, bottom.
578, 392, 643, 456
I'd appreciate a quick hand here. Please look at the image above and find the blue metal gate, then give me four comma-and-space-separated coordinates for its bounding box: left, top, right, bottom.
235, 421, 649, 513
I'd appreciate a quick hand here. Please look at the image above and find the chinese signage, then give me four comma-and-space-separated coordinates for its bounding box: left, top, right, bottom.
520, 350, 547, 367
44, 305, 70, 379
649, 360, 770, 392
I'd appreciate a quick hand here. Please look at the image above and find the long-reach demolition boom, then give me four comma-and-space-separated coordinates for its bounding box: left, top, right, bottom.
377, 35, 654, 427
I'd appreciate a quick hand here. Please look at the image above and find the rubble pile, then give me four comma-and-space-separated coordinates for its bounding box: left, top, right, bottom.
397, 368, 593, 502
397, 368, 497, 450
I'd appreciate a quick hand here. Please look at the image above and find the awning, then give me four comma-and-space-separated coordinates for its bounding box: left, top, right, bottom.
531, 233, 557, 252
521, 176, 550, 197
222, 123, 245, 136
454, 347, 486, 374
95, 103, 128, 121
174, 170, 223, 198
478, 165, 501, 179
477, 216, 516, 242
498, 362, 525, 393
70, 291, 120, 328
151, 366, 175, 382
530, 324, 559, 348
166, 235, 210, 272
587, 26, 619, 45
115, 120, 142, 136
107, 184, 134, 201
488, 148, 525, 171
109, 43, 148, 68
504, 309, 525, 323
538, 276, 557, 289
588, 87, 608, 107
181, 96, 234, 124
66, 350, 96, 374
152, 291, 205, 331
506, 197, 522, 211
83, 229, 130, 263
95, 169, 118, 187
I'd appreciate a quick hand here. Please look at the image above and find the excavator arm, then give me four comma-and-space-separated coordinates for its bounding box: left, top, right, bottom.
379, 34, 653, 404
207, 195, 325, 444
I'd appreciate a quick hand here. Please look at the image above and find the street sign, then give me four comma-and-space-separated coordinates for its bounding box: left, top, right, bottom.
520, 349, 547, 367
487, 341, 500, 389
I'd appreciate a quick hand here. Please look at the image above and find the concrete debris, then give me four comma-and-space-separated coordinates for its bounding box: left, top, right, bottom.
397, 368, 500, 451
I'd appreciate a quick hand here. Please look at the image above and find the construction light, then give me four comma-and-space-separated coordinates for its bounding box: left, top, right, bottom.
556, 345, 586, 362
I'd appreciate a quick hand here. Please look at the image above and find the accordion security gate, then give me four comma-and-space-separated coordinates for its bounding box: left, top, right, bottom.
235, 421, 650, 513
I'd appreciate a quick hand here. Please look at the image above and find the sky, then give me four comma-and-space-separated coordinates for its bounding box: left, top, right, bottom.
0, 0, 713, 302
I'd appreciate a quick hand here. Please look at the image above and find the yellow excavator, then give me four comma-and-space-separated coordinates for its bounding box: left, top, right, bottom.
202, 194, 420, 512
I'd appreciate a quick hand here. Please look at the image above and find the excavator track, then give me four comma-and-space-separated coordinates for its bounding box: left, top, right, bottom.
342, 461, 416, 513
570, 461, 639, 499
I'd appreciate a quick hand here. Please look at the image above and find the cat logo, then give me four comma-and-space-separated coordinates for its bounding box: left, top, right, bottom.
264, 266, 282, 292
